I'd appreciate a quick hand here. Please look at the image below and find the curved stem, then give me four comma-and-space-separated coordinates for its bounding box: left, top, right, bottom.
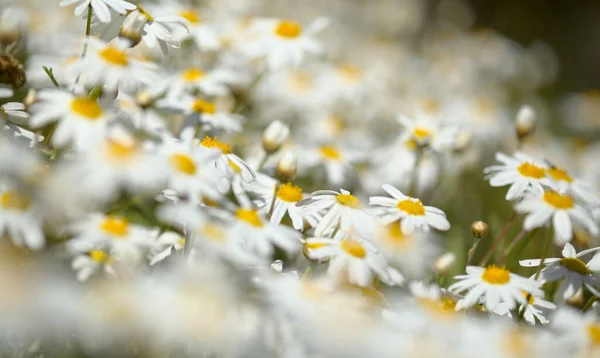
478, 212, 517, 267
80, 6, 93, 59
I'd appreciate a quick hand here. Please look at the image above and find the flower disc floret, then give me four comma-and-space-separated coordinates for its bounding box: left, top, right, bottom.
481, 265, 511, 285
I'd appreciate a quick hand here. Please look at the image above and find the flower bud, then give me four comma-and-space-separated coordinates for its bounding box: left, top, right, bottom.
0, 8, 28, 45
516, 105, 536, 140
119, 11, 148, 48
471, 221, 489, 239
434, 252, 456, 275
136, 90, 153, 108
454, 130, 472, 152
262, 120, 289, 154
275, 150, 297, 183
566, 288, 584, 307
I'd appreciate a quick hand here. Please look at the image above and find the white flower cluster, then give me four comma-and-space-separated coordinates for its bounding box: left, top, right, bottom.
0, 0, 599, 357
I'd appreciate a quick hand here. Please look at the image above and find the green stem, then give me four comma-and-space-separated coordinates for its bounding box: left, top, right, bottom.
409, 147, 422, 197
81, 6, 93, 59
466, 238, 481, 266
520, 227, 553, 320
42, 66, 60, 87
479, 212, 517, 267
267, 182, 280, 219
583, 296, 598, 312
41, 123, 57, 147
496, 229, 532, 265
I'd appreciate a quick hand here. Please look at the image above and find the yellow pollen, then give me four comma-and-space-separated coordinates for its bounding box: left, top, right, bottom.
182, 68, 205, 82
517, 162, 546, 179
274, 20, 302, 38
397, 199, 425, 216
340, 239, 367, 258
136, 6, 154, 21
99, 47, 129, 66
413, 127, 431, 139
71, 97, 103, 120
319, 145, 341, 160
100, 216, 129, 237
405, 139, 418, 151
338, 64, 361, 82
236, 209, 263, 227
105, 140, 138, 162
543, 190, 575, 209
179, 10, 200, 24
89, 249, 109, 263
547, 167, 573, 183
481, 265, 511, 285
199, 224, 225, 242
192, 99, 216, 114
277, 183, 303, 202
178, 238, 186, 247
0, 190, 31, 211
588, 323, 600, 345
521, 291, 535, 305
200, 136, 231, 154
560, 257, 591, 275
304, 241, 328, 250
170, 153, 196, 175
228, 159, 241, 173
336, 194, 362, 209
384, 223, 412, 249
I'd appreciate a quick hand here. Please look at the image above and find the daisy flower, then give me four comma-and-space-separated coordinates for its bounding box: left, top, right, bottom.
552, 308, 600, 355
397, 112, 458, 153
543, 165, 600, 206
520, 242, 600, 303
28, 90, 110, 151
515, 189, 598, 244
165, 7, 221, 52
299, 143, 359, 186
0, 183, 44, 250
115, 92, 167, 135
59, 0, 135, 23
165, 96, 244, 134
448, 265, 544, 312
240, 17, 328, 69
71, 248, 116, 281
66, 213, 153, 259
156, 67, 239, 99
494, 291, 556, 325
66, 38, 157, 93
243, 173, 314, 230
147, 231, 186, 266
158, 128, 228, 203
303, 234, 404, 287
199, 136, 255, 183
484, 152, 548, 200
369, 184, 450, 235
297, 188, 379, 237
1, 101, 29, 125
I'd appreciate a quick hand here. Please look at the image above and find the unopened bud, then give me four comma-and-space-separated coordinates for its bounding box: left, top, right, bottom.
434, 252, 456, 275
566, 288, 584, 307
23, 88, 37, 107
136, 90, 153, 108
454, 130, 472, 152
0, 8, 28, 45
471, 221, 489, 239
516, 105, 536, 140
119, 11, 147, 48
275, 150, 297, 182
262, 120, 289, 154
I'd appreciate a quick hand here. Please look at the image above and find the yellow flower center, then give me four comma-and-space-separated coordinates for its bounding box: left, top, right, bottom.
136, 5, 154, 21
588, 323, 600, 345
560, 257, 591, 275
517, 162, 545, 179
304, 241, 328, 251
200, 136, 231, 154
383, 223, 412, 249
100, 216, 129, 237
336, 194, 362, 209
192, 99, 216, 114
413, 127, 432, 139
319, 145, 341, 160
89, 249, 110, 263
182, 68, 205, 82
170, 153, 196, 175
99, 47, 129, 66
179, 10, 200, 24
289, 72, 312, 93
71, 97, 103, 120
338, 64, 361, 82
521, 291, 534, 305
277, 183, 303, 202
543, 190, 574, 209
547, 167, 573, 183
481, 265, 511, 285
0, 190, 31, 211
274, 20, 302, 38
397, 199, 425, 216
236, 209, 263, 227
340, 239, 367, 258
105, 140, 138, 162
199, 224, 225, 242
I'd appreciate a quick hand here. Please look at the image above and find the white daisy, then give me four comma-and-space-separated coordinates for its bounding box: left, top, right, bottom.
166, 96, 244, 134
369, 184, 450, 235
156, 67, 239, 99
66, 38, 157, 93
520, 243, 600, 303
240, 17, 328, 69
173, 7, 221, 52
397, 112, 458, 153
59, 0, 135, 23
543, 166, 600, 207
494, 291, 556, 325
147, 231, 186, 266
243, 173, 315, 230
115, 92, 167, 135
297, 188, 379, 237
515, 189, 598, 244
199, 136, 255, 183
484, 152, 548, 200
299, 144, 359, 186
552, 308, 600, 354
29, 90, 110, 151
71, 248, 117, 281
448, 265, 544, 312
303, 234, 404, 287
0, 183, 44, 250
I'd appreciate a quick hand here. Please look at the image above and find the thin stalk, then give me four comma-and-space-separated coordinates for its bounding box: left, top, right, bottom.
408, 147, 422, 197
583, 296, 598, 312
80, 6, 93, 59
496, 229, 532, 265
267, 182, 280, 219
520, 227, 553, 320
479, 212, 517, 267
466, 238, 481, 266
